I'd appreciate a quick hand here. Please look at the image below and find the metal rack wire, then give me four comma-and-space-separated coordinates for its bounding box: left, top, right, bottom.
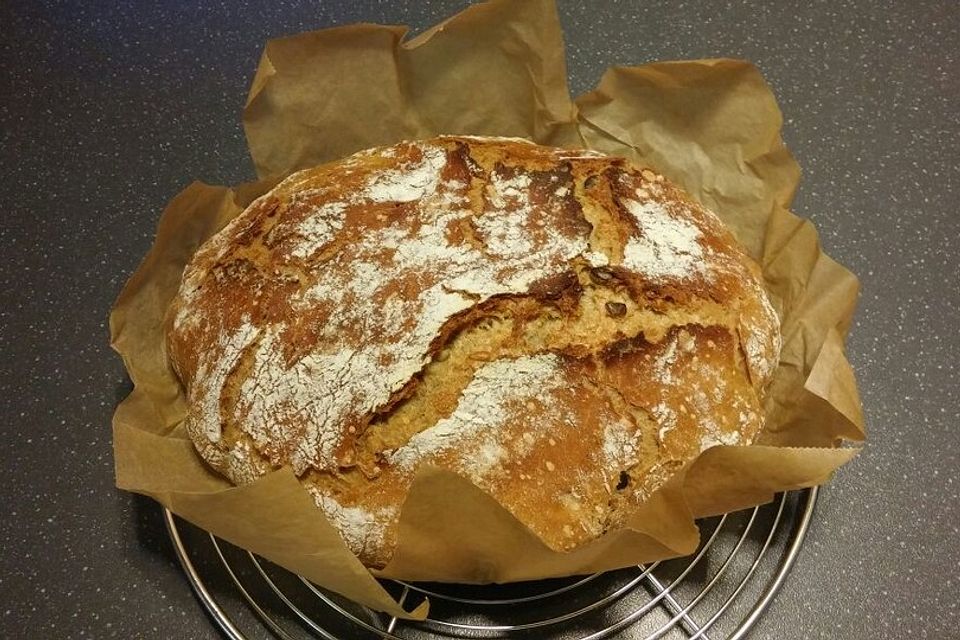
165, 487, 817, 639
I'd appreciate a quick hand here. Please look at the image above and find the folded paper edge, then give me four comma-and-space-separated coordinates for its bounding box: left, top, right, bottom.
243, 0, 579, 179
682, 445, 860, 518
376, 464, 700, 582
113, 415, 429, 619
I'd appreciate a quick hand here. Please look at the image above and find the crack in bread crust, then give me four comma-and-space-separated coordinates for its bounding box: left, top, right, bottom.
167, 136, 781, 568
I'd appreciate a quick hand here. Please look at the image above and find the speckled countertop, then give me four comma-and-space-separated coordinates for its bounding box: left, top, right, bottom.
1, 1, 957, 638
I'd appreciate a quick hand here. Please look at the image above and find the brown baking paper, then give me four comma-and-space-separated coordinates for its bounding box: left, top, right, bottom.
111, 0, 864, 618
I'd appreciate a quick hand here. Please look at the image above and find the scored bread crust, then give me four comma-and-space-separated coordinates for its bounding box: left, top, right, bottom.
166, 136, 781, 568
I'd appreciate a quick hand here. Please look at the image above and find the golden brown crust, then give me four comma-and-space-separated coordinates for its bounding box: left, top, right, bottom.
166, 136, 781, 568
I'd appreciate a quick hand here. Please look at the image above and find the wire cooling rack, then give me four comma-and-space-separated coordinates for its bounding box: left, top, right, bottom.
164, 487, 816, 639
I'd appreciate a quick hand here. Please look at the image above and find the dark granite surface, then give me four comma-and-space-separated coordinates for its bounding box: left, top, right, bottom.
1, 1, 957, 638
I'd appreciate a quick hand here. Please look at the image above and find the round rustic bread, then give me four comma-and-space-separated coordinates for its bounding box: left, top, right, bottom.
167, 136, 781, 568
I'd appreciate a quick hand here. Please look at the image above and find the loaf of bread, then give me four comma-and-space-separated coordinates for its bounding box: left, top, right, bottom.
167, 136, 781, 568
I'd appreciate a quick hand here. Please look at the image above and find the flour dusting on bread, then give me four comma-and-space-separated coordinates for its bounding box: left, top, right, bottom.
387, 354, 564, 478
